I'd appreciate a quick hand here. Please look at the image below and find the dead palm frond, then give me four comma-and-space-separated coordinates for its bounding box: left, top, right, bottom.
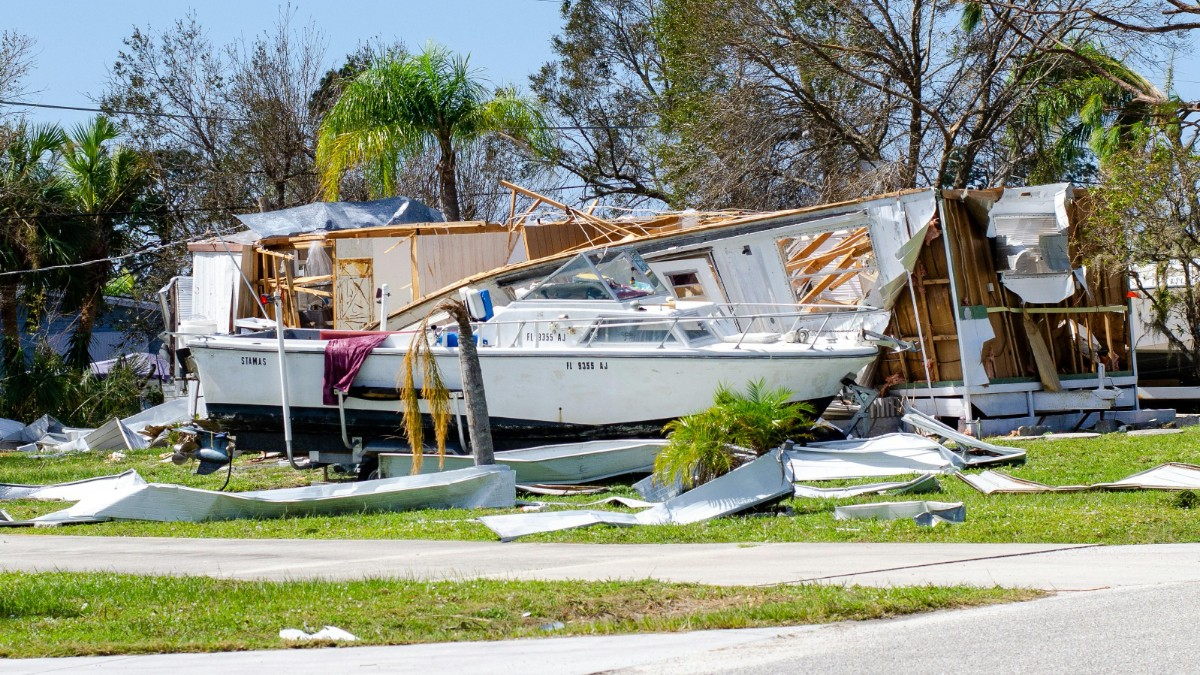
397, 317, 451, 473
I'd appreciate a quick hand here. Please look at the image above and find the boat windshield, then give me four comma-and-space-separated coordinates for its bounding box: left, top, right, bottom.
525, 250, 671, 301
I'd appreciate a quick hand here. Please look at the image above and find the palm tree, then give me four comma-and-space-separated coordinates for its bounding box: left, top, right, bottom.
0, 122, 69, 378
57, 116, 148, 369
316, 44, 551, 222
1007, 44, 1169, 183
653, 380, 813, 490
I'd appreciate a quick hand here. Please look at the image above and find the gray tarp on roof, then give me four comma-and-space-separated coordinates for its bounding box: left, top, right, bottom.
236, 197, 444, 238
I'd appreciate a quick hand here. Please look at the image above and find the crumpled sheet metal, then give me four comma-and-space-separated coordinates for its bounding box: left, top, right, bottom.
0, 469, 148, 501
787, 434, 964, 481
80, 418, 151, 452
33, 465, 516, 524
479, 448, 793, 541
834, 500, 965, 527
381, 439, 666, 485
119, 398, 191, 435
0, 414, 75, 450
792, 473, 941, 499
901, 408, 1027, 466
959, 463, 1200, 495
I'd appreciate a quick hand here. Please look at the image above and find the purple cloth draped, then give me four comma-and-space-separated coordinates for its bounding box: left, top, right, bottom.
322, 334, 389, 405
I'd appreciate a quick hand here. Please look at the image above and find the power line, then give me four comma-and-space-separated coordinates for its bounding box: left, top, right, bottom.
0, 98, 655, 131
0, 204, 253, 225
0, 227, 243, 279
0, 99, 249, 124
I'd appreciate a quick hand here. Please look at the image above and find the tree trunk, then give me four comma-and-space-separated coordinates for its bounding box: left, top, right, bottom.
436, 134, 462, 222
67, 282, 104, 370
441, 299, 493, 465
0, 283, 20, 378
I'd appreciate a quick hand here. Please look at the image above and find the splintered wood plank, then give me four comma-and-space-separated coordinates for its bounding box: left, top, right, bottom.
1023, 312, 1062, 392
786, 230, 870, 272
786, 231, 834, 263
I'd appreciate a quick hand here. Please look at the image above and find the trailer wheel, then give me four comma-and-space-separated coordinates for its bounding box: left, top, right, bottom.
356, 455, 379, 481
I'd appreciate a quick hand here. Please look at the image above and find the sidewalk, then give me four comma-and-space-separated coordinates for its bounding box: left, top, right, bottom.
5, 535, 1200, 590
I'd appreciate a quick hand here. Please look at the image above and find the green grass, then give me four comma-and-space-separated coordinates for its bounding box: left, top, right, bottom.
3, 427, 1200, 544
0, 572, 1040, 658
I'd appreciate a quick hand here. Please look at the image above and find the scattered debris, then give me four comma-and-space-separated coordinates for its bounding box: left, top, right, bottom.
0, 470, 147, 501
1002, 432, 1101, 441
792, 474, 941, 499
0, 400, 193, 454
632, 473, 683, 502
517, 484, 609, 496
834, 500, 965, 526
539, 621, 565, 632
378, 439, 666, 484
958, 463, 1200, 495
478, 448, 793, 541
1126, 428, 1184, 437
786, 434, 964, 481
278, 626, 358, 642
0, 414, 72, 450
32, 466, 516, 524
901, 408, 1027, 466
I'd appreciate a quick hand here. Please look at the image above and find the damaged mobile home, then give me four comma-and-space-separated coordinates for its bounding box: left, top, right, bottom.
168, 182, 1168, 446
379, 183, 1163, 437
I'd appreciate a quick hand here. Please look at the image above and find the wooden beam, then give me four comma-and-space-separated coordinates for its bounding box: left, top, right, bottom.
786, 231, 834, 263
1023, 312, 1062, 392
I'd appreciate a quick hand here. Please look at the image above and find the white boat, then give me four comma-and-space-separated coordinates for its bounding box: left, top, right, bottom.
189, 249, 890, 444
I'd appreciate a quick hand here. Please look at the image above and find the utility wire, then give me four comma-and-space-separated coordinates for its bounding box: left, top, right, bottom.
0, 99, 249, 124
0, 227, 243, 279
0, 98, 655, 131
0, 204, 253, 224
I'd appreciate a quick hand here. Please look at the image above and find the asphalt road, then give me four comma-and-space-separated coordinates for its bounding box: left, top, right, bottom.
4, 537, 1200, 673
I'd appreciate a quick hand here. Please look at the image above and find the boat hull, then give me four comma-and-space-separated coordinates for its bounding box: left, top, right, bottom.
191, 338, 875, 441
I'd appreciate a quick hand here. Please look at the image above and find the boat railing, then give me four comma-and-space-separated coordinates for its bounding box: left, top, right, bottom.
486, 303, 880, 349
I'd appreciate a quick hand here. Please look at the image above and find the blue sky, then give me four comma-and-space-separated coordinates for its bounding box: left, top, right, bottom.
3, 0, 565, 125
5, 2, 1199, 126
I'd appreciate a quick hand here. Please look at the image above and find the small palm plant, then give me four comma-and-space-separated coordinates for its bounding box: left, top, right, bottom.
652, 379, 813, 490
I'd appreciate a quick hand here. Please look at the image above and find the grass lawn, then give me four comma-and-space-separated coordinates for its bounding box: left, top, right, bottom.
0, 572, 1040, 658
2, 427, 1200, 544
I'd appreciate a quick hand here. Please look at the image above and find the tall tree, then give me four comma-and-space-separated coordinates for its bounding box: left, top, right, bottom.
0, 30, 34, 119
57, 116, 149, 369
0, 123, 69, 378
1087, 134, 1200, 380
317, 44, 552, 222
1002, 44, 1168, 184
531, 0, 675, 207
102, 9, 329, 305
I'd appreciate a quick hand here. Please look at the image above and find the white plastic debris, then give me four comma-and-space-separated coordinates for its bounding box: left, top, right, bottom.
279, 626, 358, 641
834, 500, 965, 526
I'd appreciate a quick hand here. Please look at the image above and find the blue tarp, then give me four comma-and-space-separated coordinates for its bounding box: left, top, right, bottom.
235, 197, 444, 238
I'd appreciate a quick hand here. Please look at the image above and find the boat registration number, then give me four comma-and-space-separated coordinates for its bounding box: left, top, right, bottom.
241, 356, 269, 366
565, 361, 607, 370
526, 331, 566, 342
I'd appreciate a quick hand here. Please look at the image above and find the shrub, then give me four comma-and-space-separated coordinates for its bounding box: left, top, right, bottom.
652, 379, 813, 489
